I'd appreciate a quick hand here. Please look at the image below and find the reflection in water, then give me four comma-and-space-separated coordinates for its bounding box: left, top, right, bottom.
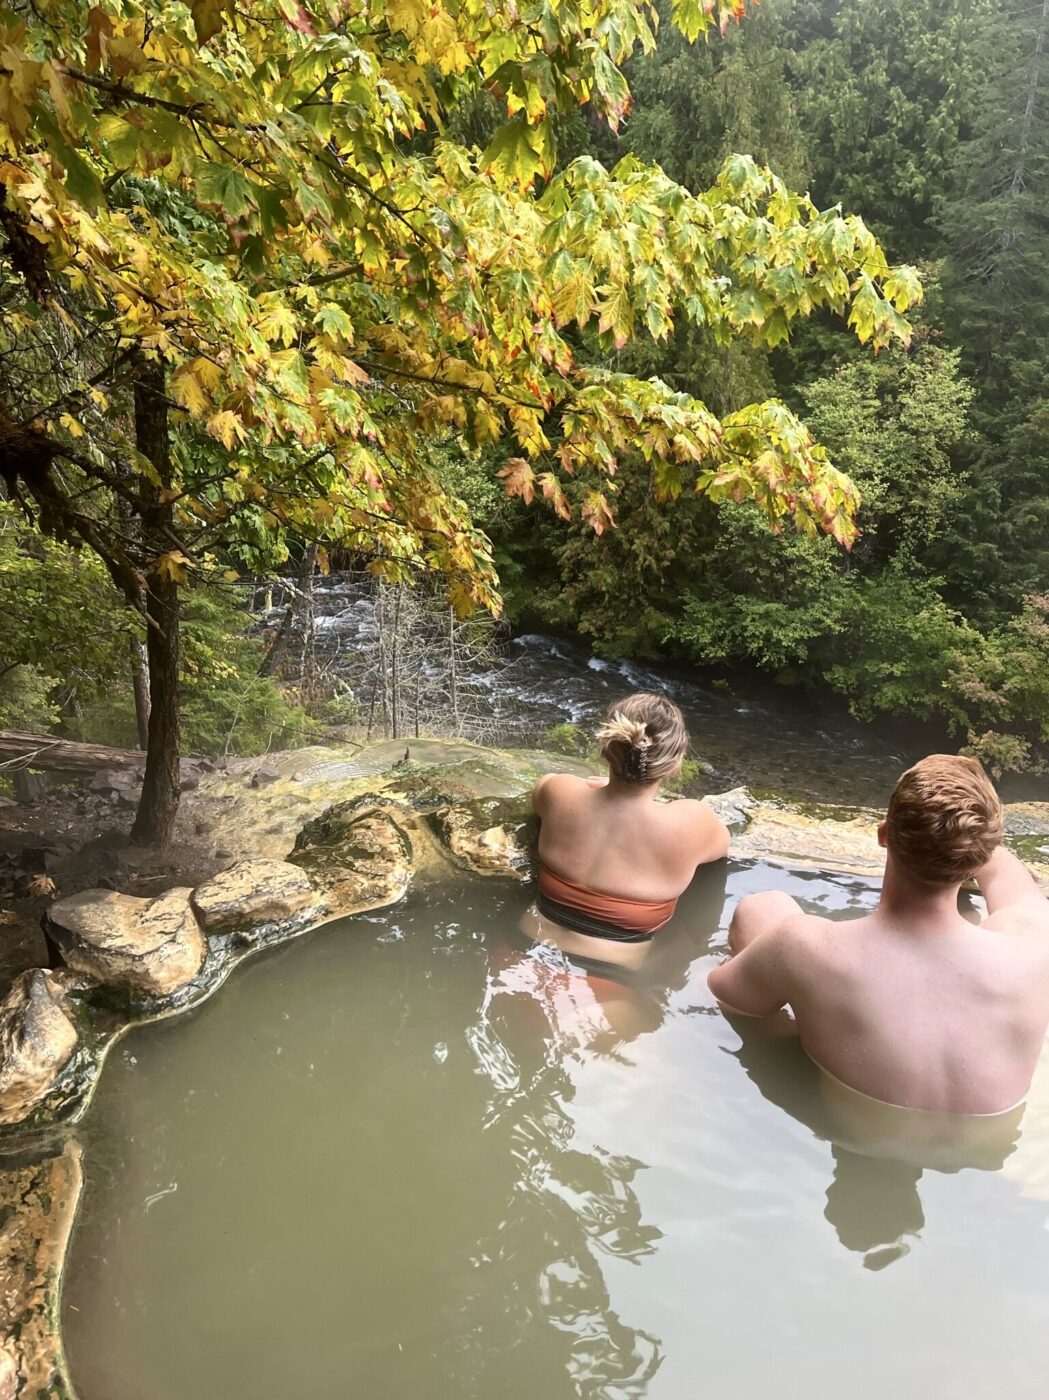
727, 979, 1025, 1269
459, 861, 732, 1394
825, 1150, 924, 1269
466, 942, 666, 1395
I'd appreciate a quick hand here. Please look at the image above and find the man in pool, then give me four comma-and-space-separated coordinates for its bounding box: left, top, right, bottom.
708, 755, 1049, 1115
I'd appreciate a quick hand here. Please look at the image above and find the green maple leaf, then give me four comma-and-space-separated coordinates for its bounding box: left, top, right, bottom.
196, 162, 253, 220
481, 120, 546, 188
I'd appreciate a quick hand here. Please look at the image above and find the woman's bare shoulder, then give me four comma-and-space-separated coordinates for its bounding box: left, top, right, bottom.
532, 771, 591, 811
660, 795, 717, 825
661, 797, 731, 858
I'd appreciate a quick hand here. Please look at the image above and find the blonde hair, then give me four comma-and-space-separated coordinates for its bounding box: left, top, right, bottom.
886, 754, 1003, 886
595, 692, 688, 785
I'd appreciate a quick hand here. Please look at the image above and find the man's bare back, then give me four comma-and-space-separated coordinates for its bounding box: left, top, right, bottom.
708, 758, 1049, 1114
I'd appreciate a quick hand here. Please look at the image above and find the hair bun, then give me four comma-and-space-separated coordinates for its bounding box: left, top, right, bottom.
595, 712, 651, 750
594, 692, 688, 786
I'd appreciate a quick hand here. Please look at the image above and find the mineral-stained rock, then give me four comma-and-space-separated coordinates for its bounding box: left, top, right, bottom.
47, 886, 205, 997
289, 799, 413, 917
702, 786, 757, 832
0, 1344, 16, 1400
192, 859, 319, 934
1003, 802, 1049, 838
0, 970, 78, 1125
431, 798, 535, 880
0, 1142, 82, 1397
729, 800, 884, 876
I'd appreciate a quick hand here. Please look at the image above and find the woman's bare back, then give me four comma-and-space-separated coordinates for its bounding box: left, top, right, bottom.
534, 773, 727, 901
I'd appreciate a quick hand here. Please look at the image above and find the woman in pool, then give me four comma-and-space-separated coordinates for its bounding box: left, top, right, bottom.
523, 692, 730, 973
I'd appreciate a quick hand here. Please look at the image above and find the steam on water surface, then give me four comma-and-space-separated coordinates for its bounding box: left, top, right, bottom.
63, 864, 1049, 1400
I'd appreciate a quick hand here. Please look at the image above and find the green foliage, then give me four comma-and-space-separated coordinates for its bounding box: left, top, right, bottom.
954, 596, 1049, 774
0, 666, 60, 732
662, 756, 706, 796
618, 1, 809, 195
78, 587, 313, 757
1, 503, 309, 756
784, 0, 995, 257
0, 502, 134, 730
0, 503, 134, 695
673, 503, 843, 675
800, 344, 973, 576
542, 723, 593, 758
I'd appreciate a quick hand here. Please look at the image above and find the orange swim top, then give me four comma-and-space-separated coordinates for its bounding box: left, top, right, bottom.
537, 864, 678, 940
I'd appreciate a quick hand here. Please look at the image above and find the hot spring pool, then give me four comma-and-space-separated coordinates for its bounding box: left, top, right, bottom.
62, 862, 1049, 1399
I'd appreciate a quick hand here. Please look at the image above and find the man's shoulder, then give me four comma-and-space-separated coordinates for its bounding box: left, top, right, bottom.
982, 893, 1049, 939
772, 910, 840, 956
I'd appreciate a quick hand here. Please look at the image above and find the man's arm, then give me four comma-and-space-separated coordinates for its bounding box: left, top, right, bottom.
707, 891, 808, 1016
976, 846, 1049, 927
707, 926, 794, 1017
728, 890, 805, 954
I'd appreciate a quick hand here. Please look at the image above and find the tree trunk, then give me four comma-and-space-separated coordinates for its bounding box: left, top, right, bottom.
129, 636, 150, 749
1008, 0, 1049, 204
259, 601, 294, 678
129, 356, 181, 847
295, 541, 319, 698
448, 606, 460, 737
390, 587, 401, 740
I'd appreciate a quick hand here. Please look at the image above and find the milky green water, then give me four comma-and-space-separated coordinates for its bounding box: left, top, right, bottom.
62, 863, 1049, 1400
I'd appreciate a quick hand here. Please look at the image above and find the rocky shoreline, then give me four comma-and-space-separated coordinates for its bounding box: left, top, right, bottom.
1, 739, 1047, 1398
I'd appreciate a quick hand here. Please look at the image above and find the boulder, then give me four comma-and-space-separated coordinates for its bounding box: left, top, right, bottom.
88, 767, 140, 795
702, 786, 758, 832
289, 799, 413, 917
432, 798, 534, 879
1003, 802, 1049, 838
729, 799, 884, 876
192, 859, 319, 934
47, 886, 205, 997
0, 970, 78, 1125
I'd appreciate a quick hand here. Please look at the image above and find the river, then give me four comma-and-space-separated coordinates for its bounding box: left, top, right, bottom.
261, 574, 1034, 809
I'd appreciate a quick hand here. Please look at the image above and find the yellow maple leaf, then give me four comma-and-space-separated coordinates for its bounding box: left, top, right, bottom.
153, 550, 192, 584
386, 0, 428, 37
170, 364, 208, 416
58, 412, 85, 437
206, 409, 245, 450
419, 11, 458, 62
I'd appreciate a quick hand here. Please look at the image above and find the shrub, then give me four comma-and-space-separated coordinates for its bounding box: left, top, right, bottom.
542, 722, 592, 757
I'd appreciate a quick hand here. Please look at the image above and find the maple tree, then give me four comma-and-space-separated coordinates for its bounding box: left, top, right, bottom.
0, 0, 921, 841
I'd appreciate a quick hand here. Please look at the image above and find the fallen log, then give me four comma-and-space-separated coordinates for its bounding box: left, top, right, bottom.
0, 731, 144, 776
